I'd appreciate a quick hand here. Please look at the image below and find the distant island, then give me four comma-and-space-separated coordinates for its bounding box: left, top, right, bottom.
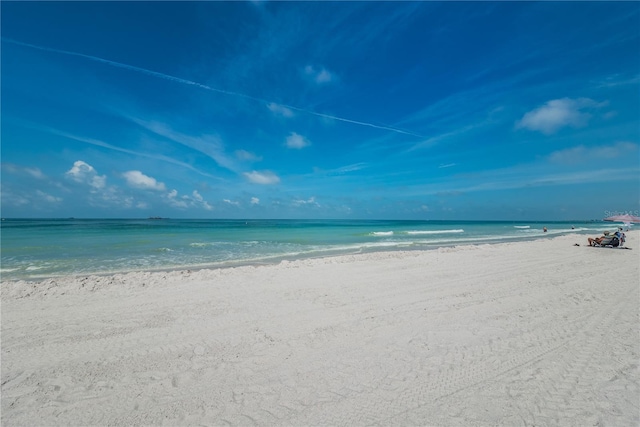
148, 216, 168, 220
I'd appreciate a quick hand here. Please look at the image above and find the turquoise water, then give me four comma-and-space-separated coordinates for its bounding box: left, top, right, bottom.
0, 218, 612, 281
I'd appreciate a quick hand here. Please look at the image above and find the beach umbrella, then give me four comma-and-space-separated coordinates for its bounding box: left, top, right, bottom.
603, 214, 640, 224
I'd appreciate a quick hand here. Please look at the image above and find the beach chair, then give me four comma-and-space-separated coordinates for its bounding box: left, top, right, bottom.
593, 231, 625, 248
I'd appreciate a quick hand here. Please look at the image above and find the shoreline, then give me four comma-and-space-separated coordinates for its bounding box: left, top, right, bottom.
0, 229, 613, 283
2, 232, 638, 425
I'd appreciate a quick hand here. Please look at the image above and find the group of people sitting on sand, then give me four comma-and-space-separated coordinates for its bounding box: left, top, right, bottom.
588, 228, 626, 247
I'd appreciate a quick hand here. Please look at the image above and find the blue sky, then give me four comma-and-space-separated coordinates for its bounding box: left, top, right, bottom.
1, 2, 639, 220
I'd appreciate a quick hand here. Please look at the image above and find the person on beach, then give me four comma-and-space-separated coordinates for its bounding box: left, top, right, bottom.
588, 235, 609, 246
588, 230, 625, 247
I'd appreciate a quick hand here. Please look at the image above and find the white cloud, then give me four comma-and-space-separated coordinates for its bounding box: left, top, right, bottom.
66, 160, 94, 182
251, 197, 260, 205
166, 189, 213, 210
548, 142, 638, 164
286, 132, 311, 149
122, 170, 166, 191
167, 190, 189, 208
438, 163, 457, 169
244, 170, 281, 185
267, 103, 294, 118
223, 199, 240, 206
65, 160, 106, 189
293, 196, 320, 207
305, 65, 334, 84
192, 190, 204, 202
192, 190, 213, 210
516, 98, 604, 135
92, 175, 107, 190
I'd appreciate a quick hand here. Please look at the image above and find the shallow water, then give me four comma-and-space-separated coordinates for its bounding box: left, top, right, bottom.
0, 218, 613, 280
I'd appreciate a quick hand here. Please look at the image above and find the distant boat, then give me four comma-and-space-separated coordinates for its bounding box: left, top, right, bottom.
148, 216, 167, 220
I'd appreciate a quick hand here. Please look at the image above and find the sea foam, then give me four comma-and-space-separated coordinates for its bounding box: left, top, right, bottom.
406, 229, 464, 235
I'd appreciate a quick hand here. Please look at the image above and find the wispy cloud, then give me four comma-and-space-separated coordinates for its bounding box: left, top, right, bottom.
407, 122, 487, 152
244, 170, 281, 185
595, 73, 640, 88
25, 167, 46, 180
19, 121, 220, 180
523, 168, 640, 188
438, 163, 457, 169
3, 163, 48, 180
36, 190, 62, 204
396, 76, 512, 131
1, 187, 62, 209
392, 82, 518, 154
453, 167, 638, 194
131, 119, 240, 174
308, 2, 425, 63
3, 38, 423, 138
235, 149, 263, 162
293, 196, 320, 207
331, 163, 367, 174
310, 163, 368, 177
548, 142, 638, 164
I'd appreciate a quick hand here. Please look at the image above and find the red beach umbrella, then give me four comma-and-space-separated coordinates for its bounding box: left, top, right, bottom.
603, 214, 640, 224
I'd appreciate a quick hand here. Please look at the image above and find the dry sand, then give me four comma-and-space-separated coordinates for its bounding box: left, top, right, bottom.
2, 232, 639, 426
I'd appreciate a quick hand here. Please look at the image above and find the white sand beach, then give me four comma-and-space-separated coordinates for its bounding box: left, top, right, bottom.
2, 232, 639, 426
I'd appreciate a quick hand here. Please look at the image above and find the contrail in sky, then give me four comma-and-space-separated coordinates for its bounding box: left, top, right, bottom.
3, 38, 424, 138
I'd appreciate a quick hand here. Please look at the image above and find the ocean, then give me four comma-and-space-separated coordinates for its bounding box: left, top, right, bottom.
0, 218, 614, 281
